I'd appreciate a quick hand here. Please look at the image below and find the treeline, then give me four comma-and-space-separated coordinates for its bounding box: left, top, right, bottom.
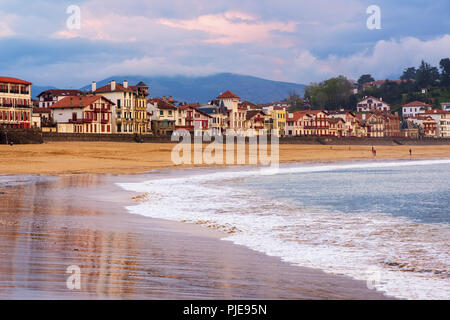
289, 58, 450, 112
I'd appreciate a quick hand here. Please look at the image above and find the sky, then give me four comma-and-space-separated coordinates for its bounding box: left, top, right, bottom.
0, 0, 449, 87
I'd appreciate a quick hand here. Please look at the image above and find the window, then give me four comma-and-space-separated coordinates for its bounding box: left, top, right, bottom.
117, 100, 121, 108
160, 110, 164, 116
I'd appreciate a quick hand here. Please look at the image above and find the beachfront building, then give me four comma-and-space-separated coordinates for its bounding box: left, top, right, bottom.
92, 80, 149, 134
269, 108, 287, 137
402, 120, 421, 139
402, 101, 431, 118
307, 110, 330, 136
148, 98, 177, 136
0, 76, 33, 129
328, 110, 361, 137
328, 118, 346, 137
431, 110, 450, 138
50, 95, 114, 134
175, 105, 213, 135
31, 107, 52, 128
245, 109, 266, 135
286, 111, 306, 136
217, 91, 246, 131
130, 81, 150, 135
363, 112, 385, 138
423, 116, 437, 137
357, 96, 391, 113
37, 89, 83, 109
197, 104, 228, 136
384, 113, 402, 137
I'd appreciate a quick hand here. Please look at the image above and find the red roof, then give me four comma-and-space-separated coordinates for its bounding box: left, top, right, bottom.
50, 95, 114, 109
94, 82, 133, 93
425, 109, 450, 115
403, 101, 431, 107
217, 90, 240, 99
0, 76, 32, 85
32, 107, 51, 113
37, 89, 83, 97
148, 98, 177, 110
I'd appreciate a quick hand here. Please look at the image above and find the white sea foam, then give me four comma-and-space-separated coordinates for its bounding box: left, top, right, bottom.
117, 159, 450, 300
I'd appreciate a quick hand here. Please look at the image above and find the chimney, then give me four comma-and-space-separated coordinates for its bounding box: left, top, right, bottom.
123, 80, 128, 89
110, 80, 116, 91
92, 81, 96, 92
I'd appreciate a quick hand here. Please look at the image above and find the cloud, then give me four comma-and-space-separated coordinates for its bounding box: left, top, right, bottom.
0, 12, 16, 37
291, 35, 450, 83
159, 11, 297, 45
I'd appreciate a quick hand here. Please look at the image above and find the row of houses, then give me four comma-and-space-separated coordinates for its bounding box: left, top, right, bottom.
1, 76, 450, 138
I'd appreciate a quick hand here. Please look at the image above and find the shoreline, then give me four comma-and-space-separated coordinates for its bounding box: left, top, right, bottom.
1, 141, 450, 175
0, 172, 393, 299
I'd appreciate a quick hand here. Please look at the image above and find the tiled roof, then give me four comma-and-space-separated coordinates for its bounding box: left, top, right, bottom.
50, 95, 114, 109
425, 109, 450, 115
32, 107, 52, 113
37, 89, 83, 97
0, 76, 32, 85
246, 110, 265, 120
403, 101, 431, 107
217, 90, 240, 99
94, 83, 134, 93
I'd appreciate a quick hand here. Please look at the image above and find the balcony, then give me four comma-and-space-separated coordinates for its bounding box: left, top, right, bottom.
69, 118, 92, 124
101, 119, 109, 124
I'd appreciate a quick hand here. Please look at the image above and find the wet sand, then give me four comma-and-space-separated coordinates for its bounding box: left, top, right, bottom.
0, 173, 391, 299
1, 141, 450, 174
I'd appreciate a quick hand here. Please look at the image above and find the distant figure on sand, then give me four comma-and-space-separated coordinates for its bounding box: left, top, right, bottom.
409, 148, 412, 157
372, 147, 376, 157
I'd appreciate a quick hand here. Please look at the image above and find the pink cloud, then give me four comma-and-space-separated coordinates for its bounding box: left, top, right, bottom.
159, 11, 297, 45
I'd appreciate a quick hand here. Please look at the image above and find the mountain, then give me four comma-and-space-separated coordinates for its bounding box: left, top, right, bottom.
31, 85, 57, 100
79, 73, 306, 104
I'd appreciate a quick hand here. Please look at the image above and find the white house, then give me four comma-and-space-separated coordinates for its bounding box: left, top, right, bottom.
357, 96, 390, 112
402, 101, 432, 118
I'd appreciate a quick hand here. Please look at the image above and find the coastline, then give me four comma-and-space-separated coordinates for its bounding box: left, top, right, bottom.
0, 172, 392, 299
1, 141, 450, 175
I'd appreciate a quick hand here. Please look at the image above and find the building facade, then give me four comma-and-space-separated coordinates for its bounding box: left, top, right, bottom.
51, 96, 114, 134
92, 80, 149, 134
357, 96, 391, 112
402, 101, 431, 118
0, 77, 33, 129
37, 89, 83, 109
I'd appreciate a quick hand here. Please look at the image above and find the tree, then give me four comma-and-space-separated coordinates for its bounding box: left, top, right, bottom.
304, 76, 353, 110
416, 60, 440, 87
357, 74, 375, 89
285, 90, 304, 111
400, 67, 417, 80
440, 58, 450, 87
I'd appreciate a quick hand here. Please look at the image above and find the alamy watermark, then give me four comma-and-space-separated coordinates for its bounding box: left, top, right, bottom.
66, 265, 81, 290
171, 129, 279, 174
366, 5, 381, 30
66, 5, 81, 30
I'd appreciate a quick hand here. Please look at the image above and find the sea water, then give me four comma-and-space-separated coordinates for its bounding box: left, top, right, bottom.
118, 159, 450, 299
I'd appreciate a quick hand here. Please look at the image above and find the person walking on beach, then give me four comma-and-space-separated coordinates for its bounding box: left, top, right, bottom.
409, 148, 412, 158
371, 146, 376, 157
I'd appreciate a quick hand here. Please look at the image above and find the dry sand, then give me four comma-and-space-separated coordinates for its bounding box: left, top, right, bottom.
1, 141, 450, 175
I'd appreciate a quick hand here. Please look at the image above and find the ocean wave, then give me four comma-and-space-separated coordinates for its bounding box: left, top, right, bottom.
117, 160, 450, 300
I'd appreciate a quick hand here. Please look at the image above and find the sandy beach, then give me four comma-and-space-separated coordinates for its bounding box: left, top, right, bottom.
0, 173, 391, 299
2, 141, 449, 299
1, 141, 450, 175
